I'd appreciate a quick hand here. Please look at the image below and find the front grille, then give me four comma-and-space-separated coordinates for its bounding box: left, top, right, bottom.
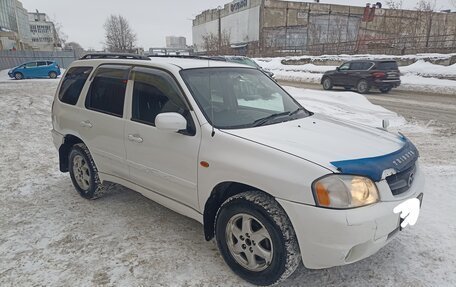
386, 163, 416, 196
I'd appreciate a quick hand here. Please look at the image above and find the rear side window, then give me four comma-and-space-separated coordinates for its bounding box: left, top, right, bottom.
131, 67, 188, 126
47, 61, 54, 65
85, 65, 130, 117
377, 61, 398, 70
58, 66, 93, 105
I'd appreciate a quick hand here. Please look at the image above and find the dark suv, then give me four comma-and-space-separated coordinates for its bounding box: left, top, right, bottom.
321, 60, 401, 94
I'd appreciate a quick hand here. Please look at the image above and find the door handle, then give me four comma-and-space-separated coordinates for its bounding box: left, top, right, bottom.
128, 134, 143, 143
80, 120, 93, 128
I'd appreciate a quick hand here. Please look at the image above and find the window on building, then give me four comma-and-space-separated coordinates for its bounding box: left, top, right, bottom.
58, 67, 93, 105
85, 65, 130, 117
131, 67, 190, 127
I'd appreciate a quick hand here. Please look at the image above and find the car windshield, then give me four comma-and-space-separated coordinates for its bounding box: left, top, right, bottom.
180, 67, 310, 129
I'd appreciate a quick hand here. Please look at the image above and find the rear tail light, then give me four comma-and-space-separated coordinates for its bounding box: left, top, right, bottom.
371, 72, 386, 78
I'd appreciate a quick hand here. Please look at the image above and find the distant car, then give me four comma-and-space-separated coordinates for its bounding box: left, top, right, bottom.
210, 55, 275, 79
8, 60, 61, 80
321, 60, 401, 94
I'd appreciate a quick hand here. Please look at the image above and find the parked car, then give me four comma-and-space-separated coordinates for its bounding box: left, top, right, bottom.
321, 60, 401, 94
210, 55, 275, 79
8, 60, 61, 80
52, 53, 423, 286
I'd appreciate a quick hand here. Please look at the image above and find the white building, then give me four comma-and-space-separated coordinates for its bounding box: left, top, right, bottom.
28, 11, 61, 51
0, 0, 32, 50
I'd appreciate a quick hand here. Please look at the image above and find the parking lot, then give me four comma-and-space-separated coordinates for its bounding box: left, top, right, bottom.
1, 76, 455, 286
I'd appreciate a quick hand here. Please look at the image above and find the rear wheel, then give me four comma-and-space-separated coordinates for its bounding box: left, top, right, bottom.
68, 143, 104, 199
357, 79, 370, 94
322, 77, 333, 90
14, 72, 23, 80
49, 71, 57, 79
215, 191, 301, 286
380, 87, 392, 94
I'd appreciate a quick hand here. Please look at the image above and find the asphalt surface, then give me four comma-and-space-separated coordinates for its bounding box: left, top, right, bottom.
279, 81, 456, 135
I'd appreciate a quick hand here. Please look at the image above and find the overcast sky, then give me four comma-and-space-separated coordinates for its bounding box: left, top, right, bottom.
20, 0, 453, 50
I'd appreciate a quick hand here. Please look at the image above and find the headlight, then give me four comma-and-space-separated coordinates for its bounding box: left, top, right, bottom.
312, 174, 379, 209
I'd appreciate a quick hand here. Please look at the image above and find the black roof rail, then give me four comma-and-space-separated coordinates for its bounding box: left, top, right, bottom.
80, 53, 150, 60
147, 55, 211, 60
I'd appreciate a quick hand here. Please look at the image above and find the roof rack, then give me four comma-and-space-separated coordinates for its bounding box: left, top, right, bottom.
80, 53, 150, 60
147, 55, 210, 60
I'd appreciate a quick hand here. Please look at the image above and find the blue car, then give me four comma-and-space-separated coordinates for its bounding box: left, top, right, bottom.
8, 60, 61, 80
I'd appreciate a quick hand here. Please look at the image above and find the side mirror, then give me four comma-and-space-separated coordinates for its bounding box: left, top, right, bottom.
336, 67, 340, 71
155, 112, 187, 133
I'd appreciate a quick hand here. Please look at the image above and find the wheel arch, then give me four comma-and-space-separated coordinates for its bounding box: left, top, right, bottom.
203, 181, 274, 241
59, 134, 85, 172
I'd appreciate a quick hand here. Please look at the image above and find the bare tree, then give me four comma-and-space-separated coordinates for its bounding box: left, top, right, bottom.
415, 0, 436, 11
51, 18, 67, 48
103, 15, 137, 53
385, 0, 403, 9
201, 30, 231, 55
449, 0, 456, 8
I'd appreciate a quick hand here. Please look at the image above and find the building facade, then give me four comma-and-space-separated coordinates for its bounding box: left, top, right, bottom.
166, 36, 187, 49
193, 0, 456, 56
29, 11, 61, 51
0, 0, 32, 50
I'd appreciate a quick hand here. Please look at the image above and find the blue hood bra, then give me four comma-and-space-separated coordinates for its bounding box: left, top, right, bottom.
331, 135, 419, 182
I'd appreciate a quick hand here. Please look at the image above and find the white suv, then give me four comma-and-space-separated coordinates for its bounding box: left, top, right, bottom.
52, 54, 424, 286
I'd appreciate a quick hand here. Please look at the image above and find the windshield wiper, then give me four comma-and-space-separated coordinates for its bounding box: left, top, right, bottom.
252, 111, 291, 127
288, 107, 306, 117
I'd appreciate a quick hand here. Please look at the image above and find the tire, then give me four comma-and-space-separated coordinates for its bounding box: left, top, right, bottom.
14, 72, 23, 80
357, 79, 370, 94
380, 87, 392, 94
68, 143, 104, 199
322, 77, 333, 90
49, 71, 58, 79
215, 191, 301, 286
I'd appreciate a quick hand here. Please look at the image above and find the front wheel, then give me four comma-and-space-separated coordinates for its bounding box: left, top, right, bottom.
322, 77, 333, 90
357, 79, 370, 94
215, 191, 301, 286
68, 143, 104, 199
14, 72, 23, 80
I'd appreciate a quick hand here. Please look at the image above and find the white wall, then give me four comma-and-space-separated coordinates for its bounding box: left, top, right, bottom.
193, 19, 219, 52
222, 6, 260, 45
192, 5, 260, 52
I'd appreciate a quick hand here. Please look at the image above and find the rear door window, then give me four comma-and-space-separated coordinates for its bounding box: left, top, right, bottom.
85, 65, 130, 117
377, 61, 398, 70
58, 66, 93, 105
37, 61, 47, 66
350, 62, 364, 70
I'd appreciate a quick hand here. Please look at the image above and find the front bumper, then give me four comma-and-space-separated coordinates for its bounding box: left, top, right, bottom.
278, 164, 424, 269
8, 72, 14, 78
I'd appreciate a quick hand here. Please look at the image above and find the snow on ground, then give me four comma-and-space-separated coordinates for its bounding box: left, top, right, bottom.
0, 76, 455, 286
258, 53, 456, 63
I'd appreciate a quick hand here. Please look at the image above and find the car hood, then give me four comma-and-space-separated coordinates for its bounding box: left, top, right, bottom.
222, 114, 410, 177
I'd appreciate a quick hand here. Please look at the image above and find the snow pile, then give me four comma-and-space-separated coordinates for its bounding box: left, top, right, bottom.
258, 53, 456, 63
400, 60, 456, 78
284, 86, 406, 128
